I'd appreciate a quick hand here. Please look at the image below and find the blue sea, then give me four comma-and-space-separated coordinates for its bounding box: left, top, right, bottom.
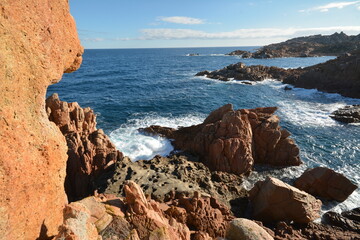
47, 47, 360, 213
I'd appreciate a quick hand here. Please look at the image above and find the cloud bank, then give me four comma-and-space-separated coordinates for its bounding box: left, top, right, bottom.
137, 26, 360, 40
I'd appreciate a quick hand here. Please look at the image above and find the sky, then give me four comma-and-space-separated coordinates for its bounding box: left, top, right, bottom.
69, 0, 360, 49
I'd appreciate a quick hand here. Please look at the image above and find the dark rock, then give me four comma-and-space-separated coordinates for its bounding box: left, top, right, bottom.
226, 50, 253, 58
284, 86, 292, 91
330, 105, 360, 123
322, 208, 360, 233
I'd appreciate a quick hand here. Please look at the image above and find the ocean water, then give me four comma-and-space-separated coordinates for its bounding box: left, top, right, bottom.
47, 47, 360, 213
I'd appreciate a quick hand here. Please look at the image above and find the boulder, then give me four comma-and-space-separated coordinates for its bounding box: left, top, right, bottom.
294, 167, 357, 202
55, 202, 101, 240
225, 218, 274, 240
143, 104, 301, 176
0, 0, 83, 239
249, 177, 322, 224
46, 93, 124, 202
330, 105, 360, 123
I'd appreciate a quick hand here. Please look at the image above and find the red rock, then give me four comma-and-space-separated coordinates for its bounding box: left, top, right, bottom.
165, 191, 234, 238
249, 177, 322, 224
0, 0, 83, 239
144, 104, 301, 175
124, 181, 191, 240
294, 167, 357, 202
46, 93, 123, 201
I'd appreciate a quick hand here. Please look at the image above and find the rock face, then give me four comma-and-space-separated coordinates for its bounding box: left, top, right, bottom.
225, 218, 274, 240
46, 93, 123, 202
101, 154, 248, 215
144, 104, 301, 175
295, 167, 357, 202
249, 177, 322, 224
164, 191, 234, 238
227, 32, 360, 59
323, 208, 360, 233
330, 105, 360, 123
0, 0, 83, 239
123, 181, 191, 240
197, 51, 360, 99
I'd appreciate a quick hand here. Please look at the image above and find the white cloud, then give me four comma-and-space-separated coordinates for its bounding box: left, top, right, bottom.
137, 26, 360, 40
158, 16, 204, 25
300, 1, 360, 12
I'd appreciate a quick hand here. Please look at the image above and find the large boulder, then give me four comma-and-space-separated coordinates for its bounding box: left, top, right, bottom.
225, 218, 274, 240
46, 93, 124, 202
144, 104, 301, 175
294, 167, 357, 202
249, 177, 322, 224
0, 0, 83, 239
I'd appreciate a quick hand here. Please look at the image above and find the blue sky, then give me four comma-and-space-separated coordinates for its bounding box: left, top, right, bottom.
70, 0, 360, 49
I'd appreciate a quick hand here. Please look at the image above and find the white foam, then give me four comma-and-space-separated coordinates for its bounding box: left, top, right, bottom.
109, 113, 204, 161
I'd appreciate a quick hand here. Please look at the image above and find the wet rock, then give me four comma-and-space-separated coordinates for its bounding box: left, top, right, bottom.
226, 50, 253, 57
322, 208, 360, 233
143, 104, 301, 176
46, 93, 123, 201
330, 105, 360, 123
249, 177, 322, 224
295, 167, 357, 202
225, 218, 274, 240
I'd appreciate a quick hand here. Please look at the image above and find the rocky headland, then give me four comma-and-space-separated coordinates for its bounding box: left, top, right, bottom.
226, 32, 360, 59
197, 51, 360, 98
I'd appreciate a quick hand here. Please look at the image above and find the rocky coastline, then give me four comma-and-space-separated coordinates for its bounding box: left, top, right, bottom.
0, 1, 359, 240
197, 51, 360, 99
226, 32, 360, 59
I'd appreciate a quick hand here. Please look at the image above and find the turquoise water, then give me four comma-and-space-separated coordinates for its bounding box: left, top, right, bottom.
47, 47, 360, 213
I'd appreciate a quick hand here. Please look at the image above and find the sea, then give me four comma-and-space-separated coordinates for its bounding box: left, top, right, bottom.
47, 47, 360, 214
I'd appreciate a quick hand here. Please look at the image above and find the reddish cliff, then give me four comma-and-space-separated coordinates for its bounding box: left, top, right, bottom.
0, 0, 83, 239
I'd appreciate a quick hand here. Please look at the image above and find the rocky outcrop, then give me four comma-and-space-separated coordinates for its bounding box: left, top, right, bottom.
226, 50, 253, 58
0, 0, 83, 239
249, 177, 322, 224
330, 105, 360, 123
101, 154, 249, 217
197, 51, 360, 98
283, 51, 360, 98
225, 218, 274, 240
322, 208, 360, 233
294, 167, 357, 202
274, 221, 360, 240
143, 104, 301, 176
46, 93, 123, 202
195, 62, 300, 82
227, 32, 360, 59
123, 181, 191, 240
164, 191, 234, 238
